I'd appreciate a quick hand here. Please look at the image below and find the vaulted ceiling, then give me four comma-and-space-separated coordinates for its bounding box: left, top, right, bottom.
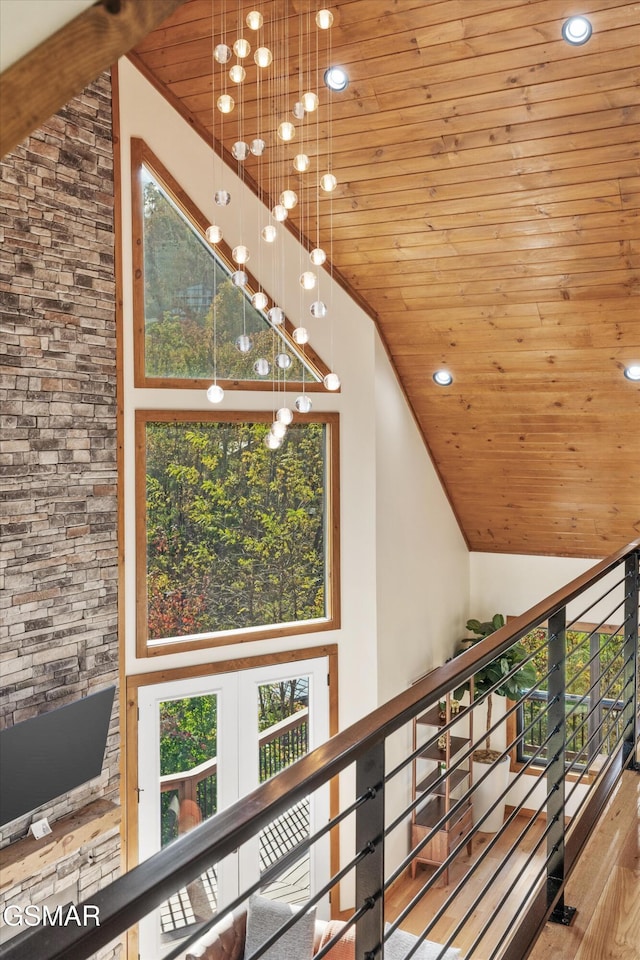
130, 0, 640, 559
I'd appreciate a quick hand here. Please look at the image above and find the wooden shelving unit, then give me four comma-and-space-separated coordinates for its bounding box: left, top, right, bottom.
411, 690, 473, 883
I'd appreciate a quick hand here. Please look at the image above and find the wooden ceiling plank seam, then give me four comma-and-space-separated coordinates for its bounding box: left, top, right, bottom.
184, 84, 640, 155
155, 20, 640, 104
335, 234, 639, 269
313, 198, 630, 235
323, 171, 634, 215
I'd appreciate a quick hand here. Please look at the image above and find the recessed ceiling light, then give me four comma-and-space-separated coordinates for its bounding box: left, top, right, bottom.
624, 364, 640, 382
562, 16, 592, 45
433, 370, 453, 386
324, 66, 349, 92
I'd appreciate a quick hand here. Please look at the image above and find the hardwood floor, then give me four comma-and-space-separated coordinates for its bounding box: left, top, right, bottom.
386, 771, 640, 960
528, 771, 640, 960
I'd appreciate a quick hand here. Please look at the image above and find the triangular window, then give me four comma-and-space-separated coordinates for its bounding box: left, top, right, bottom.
132, 140, 328, 389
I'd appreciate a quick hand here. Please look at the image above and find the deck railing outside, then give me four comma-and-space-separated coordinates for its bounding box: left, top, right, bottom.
159, 708, 309, 835
2, 540, 638, 960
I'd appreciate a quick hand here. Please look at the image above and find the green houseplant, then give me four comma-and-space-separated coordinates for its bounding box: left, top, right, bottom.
455, 613, 537, 762
454, 614, 537, 832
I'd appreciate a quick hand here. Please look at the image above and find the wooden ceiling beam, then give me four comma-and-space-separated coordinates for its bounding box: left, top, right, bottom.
0, 0, 186, 159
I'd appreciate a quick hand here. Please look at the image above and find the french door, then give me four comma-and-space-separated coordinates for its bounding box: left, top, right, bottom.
137, 657, 330, 959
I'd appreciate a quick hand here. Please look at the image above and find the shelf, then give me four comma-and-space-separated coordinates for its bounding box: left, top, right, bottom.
414, 797, 472, 830
418, 735, 469, 761
416, 705, 444, 726
0, 800, 120, 891
417, 704, 465, 727
416, 767, 470, 797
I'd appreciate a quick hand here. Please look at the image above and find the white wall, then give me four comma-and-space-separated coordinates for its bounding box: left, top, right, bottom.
116, 58, 467, 731
0, 0, 95, 71
375, 340, 469, 702
469, 551, 626, 627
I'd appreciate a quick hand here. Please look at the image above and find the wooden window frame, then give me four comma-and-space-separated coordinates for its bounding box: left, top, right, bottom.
131, 137, 332, 391
507, 619, 623, 782
135, 409, 341, 658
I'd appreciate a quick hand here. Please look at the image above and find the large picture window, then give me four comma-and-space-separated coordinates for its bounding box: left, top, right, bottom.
136, 412, 340, 655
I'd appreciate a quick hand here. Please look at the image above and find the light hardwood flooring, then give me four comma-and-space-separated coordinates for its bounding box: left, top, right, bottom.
386, 771, 640, 960
528, 770, 639, 960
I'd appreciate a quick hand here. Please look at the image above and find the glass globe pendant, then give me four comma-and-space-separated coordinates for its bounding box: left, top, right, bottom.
324, 372, 341, 391
320, 173, 337, 192
302, 91, 319, 112
299, 271, 317, 290
214, 43, 231, 63
316, 9, 334, 29
261, 224, 277, 243
232, 141, 249, 161
280, 189, 298, 209
233, 38, 251, 58
215, 189, 231, 206
276, 353, 292, 369
264, 432, 283, 450
271, 420, 287, 440
292, 101, 305, 120
293, 154, 310, 173
205, 224, 222, 244
295, 395, 313, 413
272, 204, 288, 222
229, 64, 246, 83
235, 334, 253, 353
310, 300, 327, 318
231, 270, 247, 287
250, 138, 266, 156
206, 383, 225, 403
268, 306, 284, 326
293, 326, 309, 344
310, 247, 326, 265
232, 244, 250, 264
254, 47, 273, 68
217, 94, 234, 114
251, 291, 268, 310
246, 9, 263, 29
278, 121, 295, 142
276, 406, 294, 425
254, 358, 270, 376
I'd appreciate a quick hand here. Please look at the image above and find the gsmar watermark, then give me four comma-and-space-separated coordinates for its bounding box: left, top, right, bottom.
2, 904, 100, 927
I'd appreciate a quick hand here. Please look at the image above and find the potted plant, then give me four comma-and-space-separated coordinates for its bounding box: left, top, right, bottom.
455, 614, 537, 831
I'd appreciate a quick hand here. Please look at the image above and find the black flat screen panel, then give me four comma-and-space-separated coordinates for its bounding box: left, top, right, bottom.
0, 686, 115, 827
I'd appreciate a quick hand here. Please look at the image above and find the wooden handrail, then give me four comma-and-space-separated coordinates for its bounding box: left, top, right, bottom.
4, 538, 638, 960
160, 756, 218, 794
259, 707, 308, 746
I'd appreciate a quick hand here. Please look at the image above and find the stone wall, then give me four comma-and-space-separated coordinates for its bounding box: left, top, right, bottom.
0, 73, 120, 950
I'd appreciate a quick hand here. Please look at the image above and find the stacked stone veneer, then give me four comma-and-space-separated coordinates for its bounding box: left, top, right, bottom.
0, 74, 120, 951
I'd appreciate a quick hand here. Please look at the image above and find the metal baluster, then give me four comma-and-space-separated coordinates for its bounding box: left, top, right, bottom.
547, 607, 576, 925
622, 551, 639, 770
355, 742, 385, 960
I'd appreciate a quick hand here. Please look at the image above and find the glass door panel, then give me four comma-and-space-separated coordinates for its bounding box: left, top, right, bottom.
256, 676, 312, 905
158, 693, 218, 936
138, 675, 237, 959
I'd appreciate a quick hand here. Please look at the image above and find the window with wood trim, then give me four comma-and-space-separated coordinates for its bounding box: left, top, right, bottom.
136, 411, 340, 656
508, 622, 626, 774
131, 138, 330, 390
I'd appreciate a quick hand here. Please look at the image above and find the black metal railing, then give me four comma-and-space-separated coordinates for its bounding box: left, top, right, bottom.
519, 690, 623, 766
2, 540, 638, 960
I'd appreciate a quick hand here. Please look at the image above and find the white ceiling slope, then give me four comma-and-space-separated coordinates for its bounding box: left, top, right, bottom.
0, 0, 94, 71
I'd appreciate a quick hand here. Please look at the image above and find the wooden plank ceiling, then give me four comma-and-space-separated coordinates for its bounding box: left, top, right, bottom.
131, 0, 640, 558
